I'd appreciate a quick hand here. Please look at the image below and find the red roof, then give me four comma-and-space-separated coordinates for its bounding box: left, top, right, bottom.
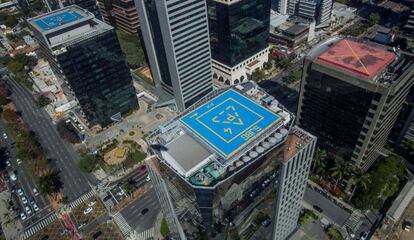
316, 39, 396, 80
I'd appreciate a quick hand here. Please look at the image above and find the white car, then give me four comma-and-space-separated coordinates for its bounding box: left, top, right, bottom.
33, 188, 39, 196
3, 133, 8, 139
33, 203, 39, 212
83, 207, 93, 215
10, 172, 17, 181
17, 188, 24, 196
88, 201, 96, 207
146, 175, 151, 182
117, 189, 125, 196
16, 158, 22, 165
360, 232, 368, 240
25, 206, 32, 215
20, 212, 26, 220
6, 160, 11, 167
21, 196, 28, 204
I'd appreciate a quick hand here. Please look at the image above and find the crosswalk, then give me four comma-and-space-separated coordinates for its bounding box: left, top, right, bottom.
343, 213, 362, 231
133, 228, 155, 240
113, 211, 133, 236
23, 212, 58, 239
101, 195, 115, 210
68, 191, 95, 210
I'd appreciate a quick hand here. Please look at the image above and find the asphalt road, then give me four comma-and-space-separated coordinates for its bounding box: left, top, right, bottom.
6, 76, 96, 201
120, 187, 160, 233
304, 187, 351, 225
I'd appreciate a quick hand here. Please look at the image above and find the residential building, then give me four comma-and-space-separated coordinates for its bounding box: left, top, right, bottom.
147, 82, 316, 239
207, 0, 271, 85
135, 0, 213, 112
28, 6, 138, 127
297, 37, 414, 170
43, 0, 102, 19
97, 0, 140, 34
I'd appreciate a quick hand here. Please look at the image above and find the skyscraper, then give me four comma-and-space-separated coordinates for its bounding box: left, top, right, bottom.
135, 0, 213, 112
43, 0, 102, 19
297, 37, 414, 170
97, 0, 140, 34
28, 6, 138, 127
207, 0, 271, 85
146, 82, 316, 239
276, 0, 332, 25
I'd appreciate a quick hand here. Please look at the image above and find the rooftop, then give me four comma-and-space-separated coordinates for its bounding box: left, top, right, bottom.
149, 83, 294, 186
316, 39, 396, 80
28, 5, 93, 34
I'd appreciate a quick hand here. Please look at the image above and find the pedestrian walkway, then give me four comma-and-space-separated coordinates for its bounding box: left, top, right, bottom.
343, 213, 362, 231
23, 212, 58, 239
135, 227, 155, 240
68, 191, 94, 210
113, 211, 133, 236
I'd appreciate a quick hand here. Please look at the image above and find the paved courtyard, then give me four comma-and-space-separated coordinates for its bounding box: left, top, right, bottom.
290, 220, 328, 240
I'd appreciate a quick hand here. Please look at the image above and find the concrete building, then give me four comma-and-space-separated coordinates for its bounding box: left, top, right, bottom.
389, 85, 414, 146
297, 37, 414, 170
43, 0, 102, 19
28, 6, 138, 127
135, 0, 213, 112
405, 9, 414, 35
269, 20, 311, 49
207, 0, 271, 85
146, 82, 316, 239
97, 0, 140, 34
275, 0, 332, 25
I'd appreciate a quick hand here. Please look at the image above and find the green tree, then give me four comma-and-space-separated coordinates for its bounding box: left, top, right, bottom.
5, 15, 17, 27
160, 218, 170, 237
251, 69, 266, 82
400, 139, 414, 160
35, 95, 51, 107
369, 13, 380, 26
123, 183, 134, 197
2, 109, 19, 122
79, 154, 101, 172
7, 61, 23, 74
329, 160, 353, 187
312, 148, 327, 176
348, 169, 371, 201
38, 171, 63, 200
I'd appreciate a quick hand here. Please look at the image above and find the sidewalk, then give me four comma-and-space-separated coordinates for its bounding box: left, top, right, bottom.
0, 191, 23, 240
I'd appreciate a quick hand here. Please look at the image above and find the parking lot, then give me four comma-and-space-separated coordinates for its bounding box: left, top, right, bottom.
71, 196, 107, 228
84, 221, 123, 240
27, 218, 70, 240
0, 124, 49, 227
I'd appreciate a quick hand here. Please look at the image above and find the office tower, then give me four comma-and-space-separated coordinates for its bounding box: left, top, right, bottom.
405, 8, 414, 35
28, 6, 138, 127
207, 0, 271, 85
297, 37, 414, 170
44, 0, 102, 19
389, 86, 414, 146
135, 0, 213, 112
276, 0, 332, 25
275, 0, 288, 15
97, 0, 140, 34
146, 82, 316, 239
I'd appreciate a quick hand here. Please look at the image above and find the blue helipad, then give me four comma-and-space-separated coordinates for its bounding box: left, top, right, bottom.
180, 89, 280, 159
34, 10, 84, 31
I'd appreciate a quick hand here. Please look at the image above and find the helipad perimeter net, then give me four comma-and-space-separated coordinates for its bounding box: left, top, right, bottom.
34, 10, 84, 31
180, 89, 281, 159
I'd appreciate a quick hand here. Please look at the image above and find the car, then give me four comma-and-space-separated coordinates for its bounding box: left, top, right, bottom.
139, 165, 147, 173
78, 221, 87, 229
10, 172, 17, 181
3, 133, 8, 139
33, 188, 39, 196
16, 158, 22, 165
92, 231, 102, 239
17, 188, 24, 196
360, 232, 368, 240
60, 228, 67, 236
117, 189, 125, 196
103, 195, 112, 202
83, 207, 93, 215
41, 235, 49, 240
88, 201, 96, 207
6, 160, 11, 167
313, 205, 323, 213
33, 203, 39, 212
20, 212, 27, 220
21, 196, 28, 204
146, 175, 151, 182
30, 199, 35, 206
25, 206, 32, 215
141, 208, 149, 215
261, 219, 271, 227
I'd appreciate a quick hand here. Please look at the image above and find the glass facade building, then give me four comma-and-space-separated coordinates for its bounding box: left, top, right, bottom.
28, 6, 138, 127
207, 0, 271, 67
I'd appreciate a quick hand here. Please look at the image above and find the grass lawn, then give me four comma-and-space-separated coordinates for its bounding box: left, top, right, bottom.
116, 30, 146, 68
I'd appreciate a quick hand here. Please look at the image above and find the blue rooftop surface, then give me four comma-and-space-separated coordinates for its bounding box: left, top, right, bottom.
180, 89, 280, 159
34, 10, 84, 31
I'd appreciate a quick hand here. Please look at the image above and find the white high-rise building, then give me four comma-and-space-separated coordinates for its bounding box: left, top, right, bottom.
135, 0, 213, 111
276, 0, 332, 25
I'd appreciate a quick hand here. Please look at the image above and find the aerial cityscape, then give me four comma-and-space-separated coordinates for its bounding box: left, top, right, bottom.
0, 0, 413, 239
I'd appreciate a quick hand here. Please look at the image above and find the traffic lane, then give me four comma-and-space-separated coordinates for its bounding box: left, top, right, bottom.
303, 187, 350, 226
8, 78, 93, 200
120, 188, 160, 232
